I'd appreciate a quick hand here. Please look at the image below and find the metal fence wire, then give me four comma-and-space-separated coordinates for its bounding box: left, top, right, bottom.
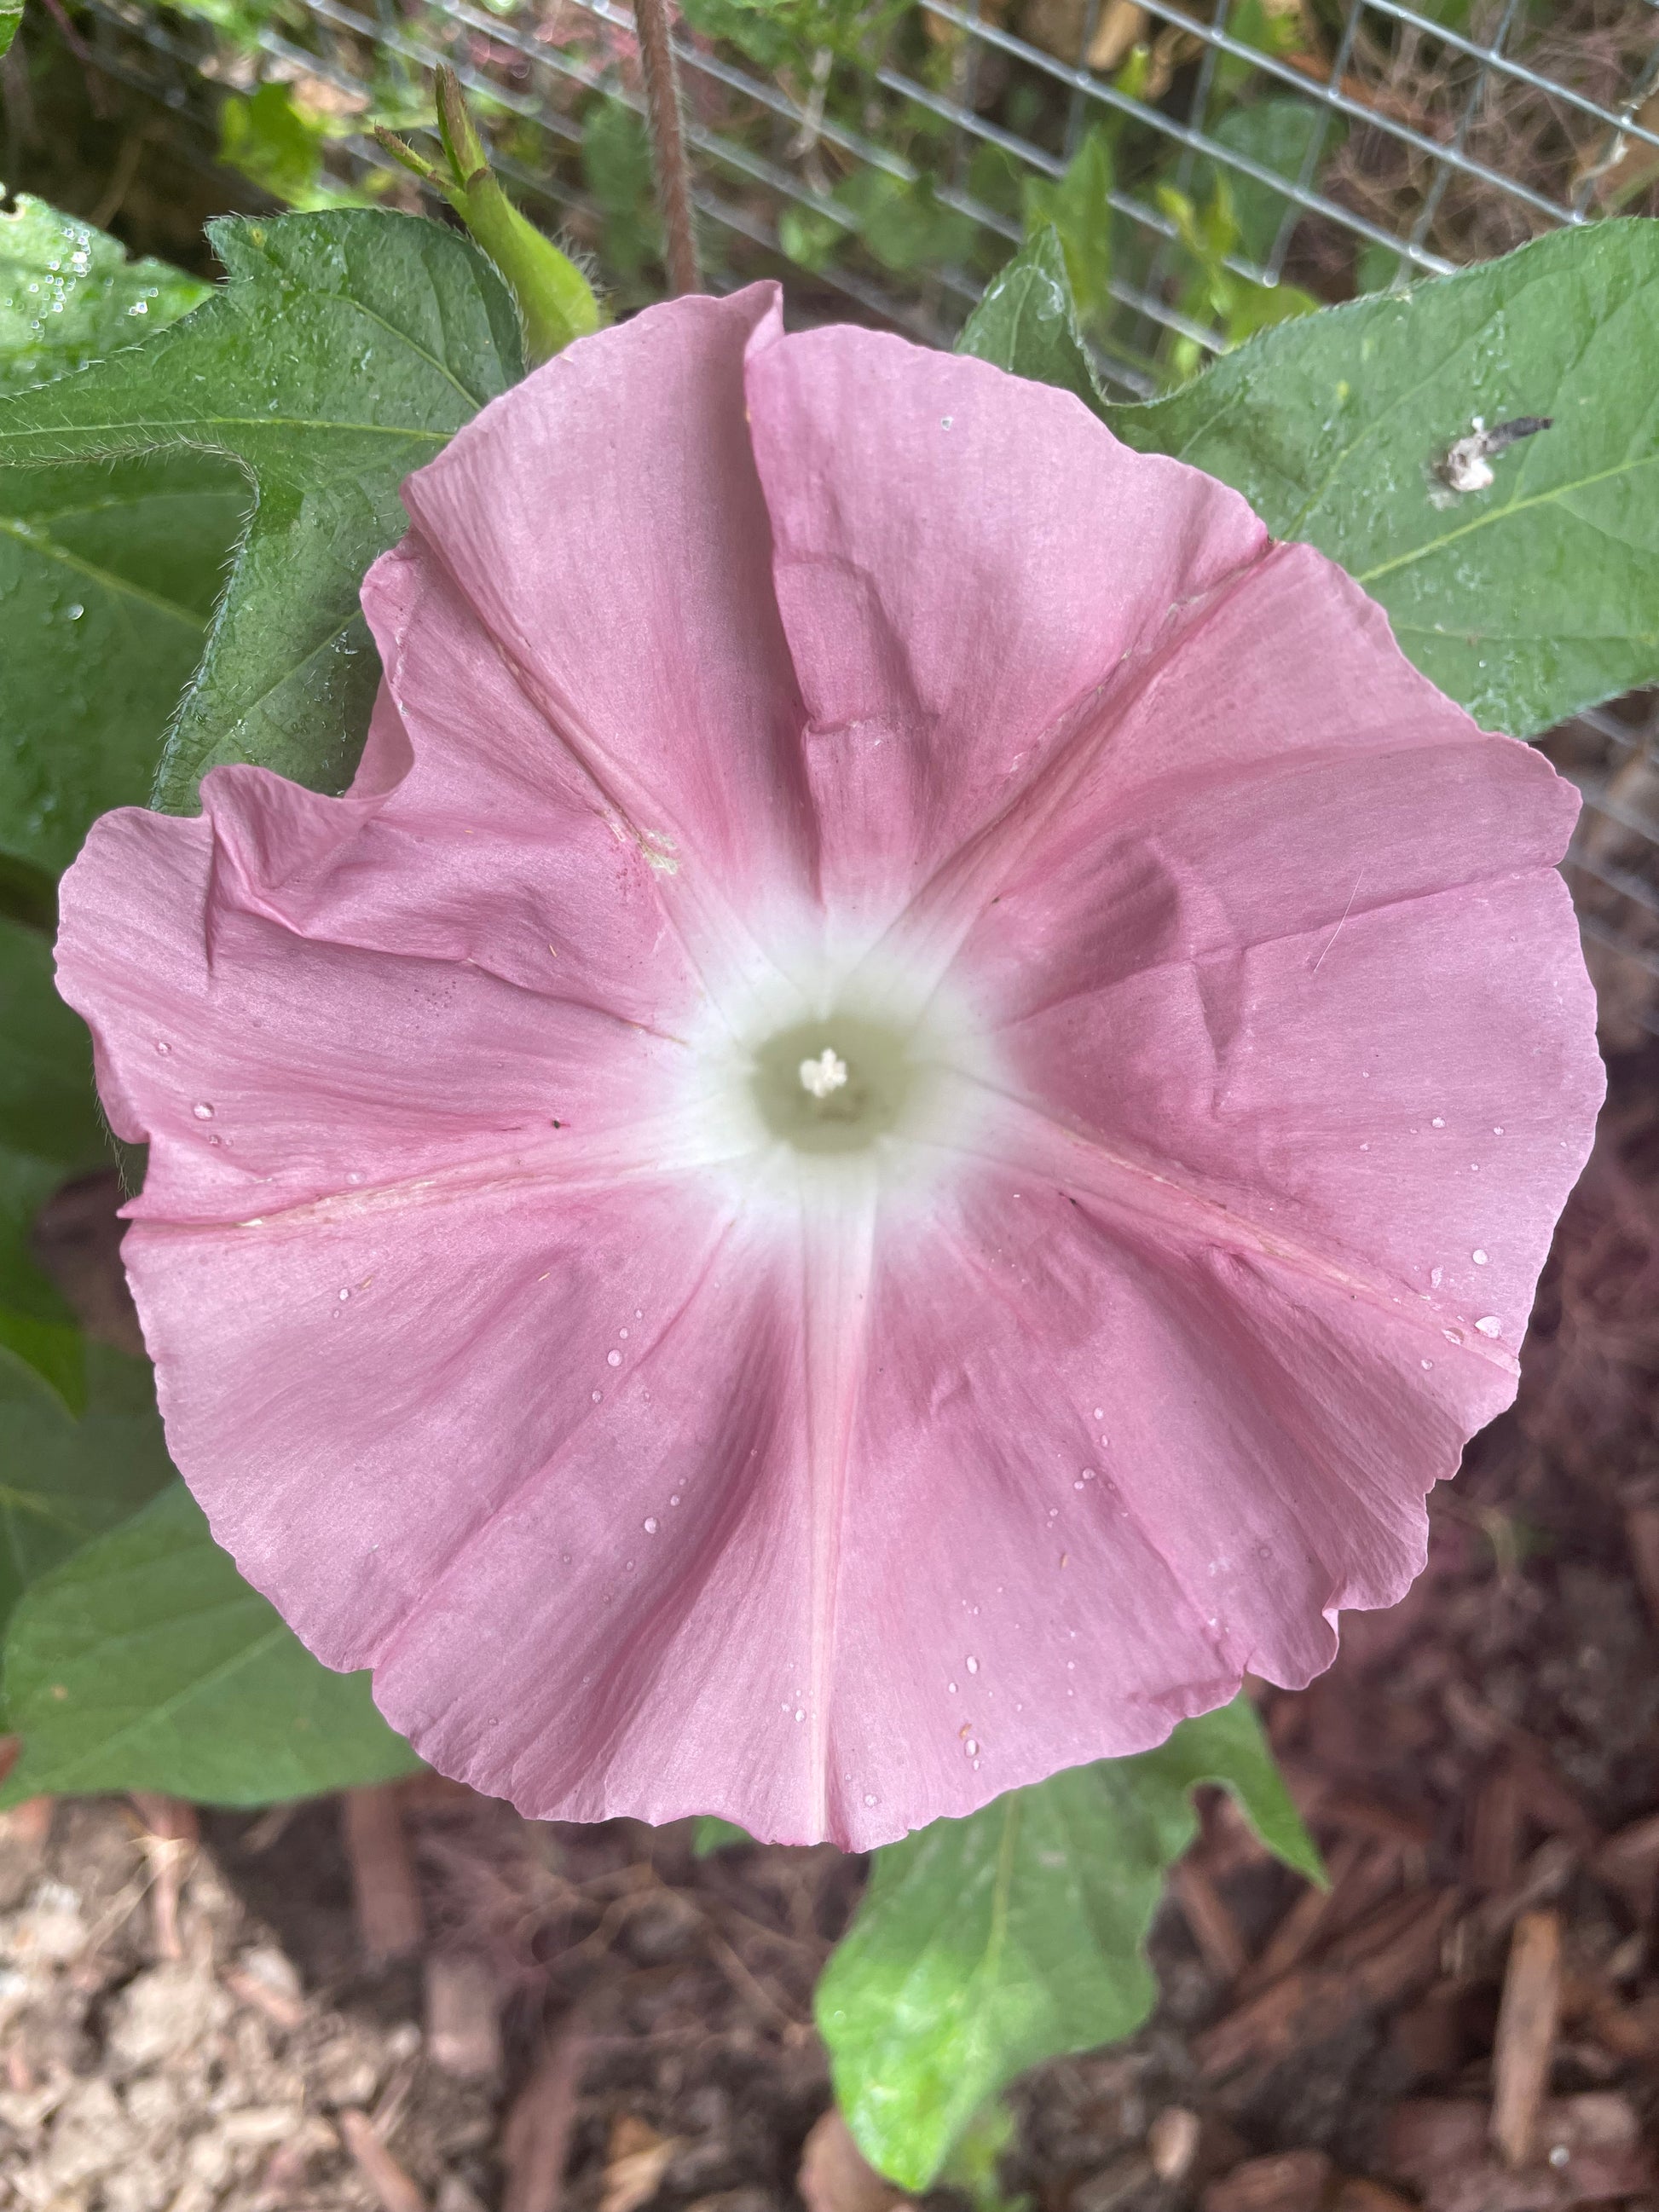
38, 0, 1659, 1033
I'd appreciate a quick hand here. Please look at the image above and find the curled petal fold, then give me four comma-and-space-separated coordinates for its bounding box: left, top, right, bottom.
396, 285, 813, 928
744, 326, 1267, 940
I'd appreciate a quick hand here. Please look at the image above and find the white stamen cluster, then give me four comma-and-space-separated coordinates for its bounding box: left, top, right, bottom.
799, 1048, 849, 1100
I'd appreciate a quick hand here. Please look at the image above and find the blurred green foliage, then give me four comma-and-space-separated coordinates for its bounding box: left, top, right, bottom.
218, 82, 375, 210
581, 95, 660, 293
124, 0, 1506, 386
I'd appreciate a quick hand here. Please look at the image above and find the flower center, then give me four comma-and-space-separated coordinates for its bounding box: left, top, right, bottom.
799, 1048, 847, 1100
751, 1015, 924, 1155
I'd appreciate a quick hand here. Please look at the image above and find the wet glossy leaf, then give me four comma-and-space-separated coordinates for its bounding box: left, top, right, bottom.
1107, 219, 1659, 735
0, 188, 209, 396
818, 1701, 1316, 2189
0, 1481, 422, 1805
0, 210, 525, 811
0, 454, 248, 877
0, 196, 247, 878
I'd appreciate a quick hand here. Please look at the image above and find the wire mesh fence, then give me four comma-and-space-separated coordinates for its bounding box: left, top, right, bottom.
14, 0, 1659, 1031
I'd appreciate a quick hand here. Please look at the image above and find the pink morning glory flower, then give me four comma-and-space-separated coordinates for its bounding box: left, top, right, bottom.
55, 286, 1602, 1848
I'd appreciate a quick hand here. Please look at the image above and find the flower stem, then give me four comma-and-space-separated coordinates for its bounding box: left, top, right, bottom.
633, 0, 702, 295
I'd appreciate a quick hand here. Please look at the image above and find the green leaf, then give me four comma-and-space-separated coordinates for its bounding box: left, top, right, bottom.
0, 1346, 174, 1635
939, 2099, 1029, 2212
818, 1701, 1316, 2189
219, 83, 357, 213
691, 1816, 753, 1857
0, 188, 210, 396
0, 912, 103, 1166
957, 228, 1103, 413
1126, 1694, 1321, 1884
0, 1481, 422, 1805
0, 454, 249, 877
0, 4, 20, 63
0, 915, 108, 1408
581, 99, 659, 285
1198, 100, 1343, 268
0, 210, 526, 811
1105, 218, 1659, 735
1021, 128, 1113, 326
0, 194, 250, 877
0, 1146, 87, 1419
837, 170, 975, 278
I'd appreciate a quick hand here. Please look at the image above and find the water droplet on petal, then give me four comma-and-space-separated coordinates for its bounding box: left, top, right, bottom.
863, 1793, 877, 1806
606, 1349, 621, 1367
155, 1041, 171, 1054
192, 1102, 214, 1120
966, 1655, 979, 1674
1475, 1315, 1501, 1337
643, 1516, 658, 1533
963, 1738, 979, 1757
338, 1289, 350, 1302
1431, 1116, 1446, 1128
1472, 1250, 1488, 1265
1421, 1358, 1434, 1370
1443, 1328, 1463, 1345
591, 1389, 603, 1402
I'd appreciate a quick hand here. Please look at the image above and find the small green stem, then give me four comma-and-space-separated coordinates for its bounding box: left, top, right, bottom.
384, 72, 604, 364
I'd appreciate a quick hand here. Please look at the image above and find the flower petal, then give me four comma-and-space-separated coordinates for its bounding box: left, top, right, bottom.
118, 1177, 873, 1844
396, 284, 812, 933
55, 772, 702, 1224
743, 327, 1266, 939
952, 544, 1603, 1349
821, 1162, 1520, 1838
114, 1096, 1522, 1852
52, 306, 1604, 1858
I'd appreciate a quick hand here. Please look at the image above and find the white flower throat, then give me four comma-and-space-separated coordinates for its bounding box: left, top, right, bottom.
751, 1014, 923, 1155
674, 927, 1006, 1204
